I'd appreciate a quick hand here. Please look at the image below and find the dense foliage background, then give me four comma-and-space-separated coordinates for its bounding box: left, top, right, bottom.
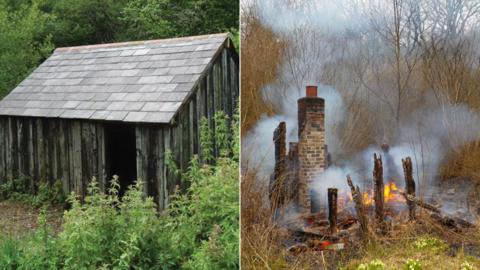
0, 0, 239, 98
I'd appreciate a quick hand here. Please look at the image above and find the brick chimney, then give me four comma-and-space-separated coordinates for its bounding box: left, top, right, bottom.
297, 85, 326, 213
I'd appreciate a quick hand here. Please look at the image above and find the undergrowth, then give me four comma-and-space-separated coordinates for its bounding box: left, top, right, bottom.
0, 111, 239, 269
0, 177, 65, 207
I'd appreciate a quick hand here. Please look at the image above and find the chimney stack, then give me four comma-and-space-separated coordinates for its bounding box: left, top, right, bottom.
306, 85, 318, 97
297, 85, 326, 213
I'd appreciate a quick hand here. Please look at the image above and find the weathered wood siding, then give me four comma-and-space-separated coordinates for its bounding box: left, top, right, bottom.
0, 117, 106, 196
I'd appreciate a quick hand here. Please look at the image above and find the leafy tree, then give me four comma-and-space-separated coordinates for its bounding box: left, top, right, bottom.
48, 0, 128, 46
0, 0, 53, 98
120, 0, 239, 40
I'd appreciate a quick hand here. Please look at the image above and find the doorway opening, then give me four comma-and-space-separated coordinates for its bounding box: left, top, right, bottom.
105, 123, 137, 196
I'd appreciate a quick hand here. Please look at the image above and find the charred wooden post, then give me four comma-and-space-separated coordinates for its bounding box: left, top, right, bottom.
328, 188, 338, 235
269, 122, 287, 210
402, 157, 416, 220
347, 175, 369, 237
373, 153, 385, 227
401, 192, 440, 214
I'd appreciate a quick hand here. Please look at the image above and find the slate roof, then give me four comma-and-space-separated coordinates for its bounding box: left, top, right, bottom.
0, 33, 230, 123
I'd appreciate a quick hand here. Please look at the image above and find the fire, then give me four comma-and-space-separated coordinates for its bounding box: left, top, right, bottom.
384, 182, 403, 202
340, 182, 405, 209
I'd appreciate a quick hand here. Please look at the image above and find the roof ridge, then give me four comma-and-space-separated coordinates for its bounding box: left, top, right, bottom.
55, 33, 229, 53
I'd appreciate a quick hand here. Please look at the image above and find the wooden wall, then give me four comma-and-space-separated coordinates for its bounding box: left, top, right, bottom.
0, 44, 239, 209
0, 117, 106, 197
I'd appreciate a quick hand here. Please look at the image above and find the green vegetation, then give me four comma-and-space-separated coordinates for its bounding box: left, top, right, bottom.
341, 234, 480, 270
0, 177, 65, 207
0, 112, 239, 269
0, 0, 239, 98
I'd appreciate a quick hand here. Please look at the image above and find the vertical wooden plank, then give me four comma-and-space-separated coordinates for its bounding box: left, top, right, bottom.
163, 127, 171, 207
157, 128, 165, 210
58, 120, 69, 194
8, 117, 19, 180
68, 121, 74, 193
81, 122, 91, 192
222, 48, 232, 117
0, 117, 5, 184
71, 121, 82, 196
5, 118, 12, 181
30, 119, 38, 188
171, 117, 181, 186
49, 120, 58, 183
196, 79, 207, 159
91, 123, 98, 179
180, 106, 190, 174
36, 118, 46, 182
189, 94, 198, 156
214, 59, 222, 112
96, 123, 106, 192
16, 119, 23, 178
43, 120, 51, 183
230, 48, 239, 109
135, 125, 147, 193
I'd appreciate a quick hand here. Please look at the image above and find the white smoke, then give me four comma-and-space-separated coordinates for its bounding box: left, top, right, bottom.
242, 0, 480, 215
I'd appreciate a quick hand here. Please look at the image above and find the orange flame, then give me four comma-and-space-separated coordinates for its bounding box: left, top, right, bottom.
340, 182, 405, 209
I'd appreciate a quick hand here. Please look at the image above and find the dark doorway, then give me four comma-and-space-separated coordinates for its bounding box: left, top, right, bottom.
105, 123, 137, 196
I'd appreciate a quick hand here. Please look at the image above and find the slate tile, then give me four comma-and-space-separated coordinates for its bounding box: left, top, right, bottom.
91, 101, 110, 110
24, 108, 51, 117
142, 112, 174, 123
134, 49, 150, 56
123, 102, 144, 111
139, 92, 161, 101
159, 92, 189, 102
138, 76, 173, 84
124, 111, 148, 122
150, 61, 169, 68
47, 109, 65, 117
90, 110, 110, 120
171, 75, 198, 83
63, 101, 80, 109
168, 59, 187, 67
121, 69, 141, 77
168, 67, 190, 75
151, 68, 170, 75
26, 100, 52, 109
160, 102, 181, 112
50, 101, 67, 108
124, 93, 142, 102
106, 111, 128, 121
186, 65, 205, 74
141, 102, 162, 112
61, 109, 94, 119
107, 102, 127, 111
120, 50, 136, 56
71, 93, 95, 101
76, 101, 95, 110
109, 93, 127, 101
156, 84, 178, 92
173, 82, 195, 92
91, 93, 111, 101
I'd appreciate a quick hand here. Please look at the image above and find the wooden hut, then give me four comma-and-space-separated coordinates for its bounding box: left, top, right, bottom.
0, 33, 238, 209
